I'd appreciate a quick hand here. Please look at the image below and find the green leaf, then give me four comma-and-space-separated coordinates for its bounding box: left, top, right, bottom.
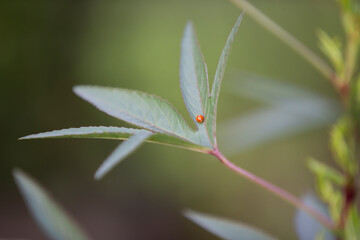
94, 130, 153, 179
13, 169, 90, 240
226, 71, 338, 105
20, 126, 138, 140
220, 71, 340, 155
209, 13, 244, 145
220, 100, 338, 155
344, 205, 360, 239
330, 117, 357, 174
20, 126, 207, 152
307, 158, 345, 186
317, 30, 344, 75
184, 210, 276, 240
294, 194, 335, 240
180, 22, 213, 147
73, 86, 211, 148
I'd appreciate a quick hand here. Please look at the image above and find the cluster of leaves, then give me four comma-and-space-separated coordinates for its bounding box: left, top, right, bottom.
307, 0, 360, 239
18, 13, 283, 240
13, 0, 360, 239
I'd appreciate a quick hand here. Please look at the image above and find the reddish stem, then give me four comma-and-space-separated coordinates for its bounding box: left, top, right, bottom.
209, 148, 335, 230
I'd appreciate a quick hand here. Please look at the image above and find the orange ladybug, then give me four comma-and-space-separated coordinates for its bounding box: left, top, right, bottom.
196, 115, 204, 123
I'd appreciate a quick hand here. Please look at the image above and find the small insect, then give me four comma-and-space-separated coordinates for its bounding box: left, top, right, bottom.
196, 115, 204, 123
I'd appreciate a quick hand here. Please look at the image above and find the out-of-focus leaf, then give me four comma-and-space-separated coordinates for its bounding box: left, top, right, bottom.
317, 30, 344, 75
307, 158, 343, 223
209, 13, 244, 146
94, 130, 153, 179
219, 72, 340, 155
19, 126, 207, 152
344, 206, 360, 239
73, 86, 211, 148
184, 210, 276, 240
226, 71, 338, 105
307, 158, 345, 186
294, 194, 335, 240
330, 117, 357, 174
180, 22, 213, 147
220, 99, 338, 155
13, 169, 90, 240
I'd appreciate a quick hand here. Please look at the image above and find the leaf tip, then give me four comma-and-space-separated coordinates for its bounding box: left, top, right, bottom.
93, 170, 104, 181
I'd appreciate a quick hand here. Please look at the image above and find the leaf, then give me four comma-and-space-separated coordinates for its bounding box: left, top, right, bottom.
225, 71, 327, 105
344, 206, 360, 239
209, 13, 244, 145
180, 22, 213, 147
330, 117, 357, 174
94, 130, 153, 179
294, 194, 335, 240
13, 169, 90, 240
73, 86, 211, 148
184, 210, 276, 240
20, 126, 207, 152
317, 30, 344, 75
219, 72, 340, 155
219, 99, 338, 155
307, 158, 345, 186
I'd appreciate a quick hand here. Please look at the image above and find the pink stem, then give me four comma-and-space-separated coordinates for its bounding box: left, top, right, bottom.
210, 148, 334, 230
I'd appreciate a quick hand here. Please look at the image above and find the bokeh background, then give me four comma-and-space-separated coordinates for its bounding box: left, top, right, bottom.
1, 0, 343, 239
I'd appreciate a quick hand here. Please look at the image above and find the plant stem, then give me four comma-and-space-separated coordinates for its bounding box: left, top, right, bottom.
209, 149, 335, 230
229, 0, 338, 87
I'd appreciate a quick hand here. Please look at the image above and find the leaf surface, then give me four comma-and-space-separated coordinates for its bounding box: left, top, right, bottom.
73, 86, 211, 148
180, 22, 213, 147
13, 169, 90, 240
184, 210, 276, 240
94, 130, 153, 179
209, 13, 244, 145
20, 126, 206, 152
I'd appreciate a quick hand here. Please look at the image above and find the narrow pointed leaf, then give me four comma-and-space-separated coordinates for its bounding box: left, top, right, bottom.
209, 13, 244, 145
13, 169, 90, 240
20, 126, 139, 140
220, 98, 338, 155
73, 86, 211, 148
95, 130, 153, 179
226, 71, 323, 105
294, 194, 335, 240
184, 210, 276, 240
180, 22, 213, 147
20, 126, 206, 152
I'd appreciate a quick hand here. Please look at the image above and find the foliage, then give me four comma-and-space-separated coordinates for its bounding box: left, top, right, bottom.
13, 0, 360, 239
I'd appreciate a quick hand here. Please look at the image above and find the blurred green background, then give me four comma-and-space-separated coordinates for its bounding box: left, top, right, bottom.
0, 0, 343, 239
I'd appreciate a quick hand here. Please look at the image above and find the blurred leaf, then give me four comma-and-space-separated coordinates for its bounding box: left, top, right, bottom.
307, 158, 345, 186
330, 117, 357, 174
13, 169, 90, 240
73, 86, 211, 148
350, 74, 360, 124
344, 206, 360, 239
220, 99, 338, 155
226, 71, 339, 106
180, 22, 213, 147
220, 72, 340, 155
317, 30, 344, 76
184, 210, 276, 240
209, 13, 244, 146
294, 194, 335, 240
307, 158, 343, 222
20, 126, 206, 152
94, 130, 153, 179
